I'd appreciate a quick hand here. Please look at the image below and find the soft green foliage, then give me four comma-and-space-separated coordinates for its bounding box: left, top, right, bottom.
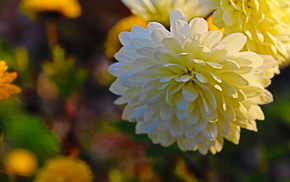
42, 46, 88, 98
0, 41, 29, 73
0, 172, 12, 182
113, 121, 149, 141
2, 110, 60, 164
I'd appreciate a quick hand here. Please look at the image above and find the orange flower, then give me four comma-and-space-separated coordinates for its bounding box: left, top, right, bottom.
0, 61, 21, 100
20, 0, 82, 19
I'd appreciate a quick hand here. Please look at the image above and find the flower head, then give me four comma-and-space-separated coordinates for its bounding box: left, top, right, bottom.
20, 0, 82, 19
34, 156, 93, 182
0, 61, 21, 99
121, 0, 211, 26
200, 0, 290, 67
4, 149, 37, 177
109, 10, 275, 154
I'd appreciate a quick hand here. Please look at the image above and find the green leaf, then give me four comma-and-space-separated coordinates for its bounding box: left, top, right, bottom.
0, 172, 12, 182
53, 68, 87, 97
146, 143, 182, 157
113, 121, 149, 141
263, 145, 287, 161
2, 112, 60, 164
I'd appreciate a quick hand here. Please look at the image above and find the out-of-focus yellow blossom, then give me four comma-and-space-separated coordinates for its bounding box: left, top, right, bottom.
4, 149, 38, 177
109, 168, 126, 182
20, 0, 82, 19
200, 0, 290, 67
121, 0, 212, 26
175, 158, 199, 182
34, 156, 93, 182
109, 10, 275, 154
0, 61, 21, 99
104, 15, 147, 59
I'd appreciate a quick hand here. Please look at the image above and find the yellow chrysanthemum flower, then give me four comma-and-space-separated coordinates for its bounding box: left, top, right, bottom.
109, 10, 275, 154
200, 0, 290, 67
34, 156, 93, 182
4, 149, 38, 177
20, 0, 82, 19
104, 15, 147, 59
121, 0, 212, 26
0, 61, 21, 99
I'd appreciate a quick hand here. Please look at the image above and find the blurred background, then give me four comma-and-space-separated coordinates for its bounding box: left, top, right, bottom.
0, 0, 290, 181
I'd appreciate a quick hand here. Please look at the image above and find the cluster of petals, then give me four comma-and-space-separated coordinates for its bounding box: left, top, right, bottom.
104, 15, 147, 59
0, 61, 21, 100
35, 156, 93, 182
121, 0, 211, 26
109, 10, 276, 154
200, 0, 290, 67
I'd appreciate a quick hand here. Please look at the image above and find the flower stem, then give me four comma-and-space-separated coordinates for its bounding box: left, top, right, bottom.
45, 20, 58, 50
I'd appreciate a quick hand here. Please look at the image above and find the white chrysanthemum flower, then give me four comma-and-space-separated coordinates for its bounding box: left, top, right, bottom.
109, 9, 275, 154
121, 0, 211, 26
200, 0, 290, 67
